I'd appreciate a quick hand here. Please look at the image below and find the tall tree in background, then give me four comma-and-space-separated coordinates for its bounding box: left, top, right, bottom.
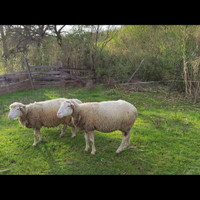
0, 25, 66, 57
0, 25, 10, 59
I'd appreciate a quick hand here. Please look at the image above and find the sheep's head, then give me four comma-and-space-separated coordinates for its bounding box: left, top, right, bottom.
8, 102, 26, 120
57, 101, 74, 118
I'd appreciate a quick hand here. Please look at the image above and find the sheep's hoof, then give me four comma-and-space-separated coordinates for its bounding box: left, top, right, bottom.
71, 133, 76, 138
59, 134, 64, 138
116, 149, 122, 153
33, 143, 37, 146
84, 148, 89, 152
39, 138, 42, 142
91, 149, 96, 155
123, 145, 129, 150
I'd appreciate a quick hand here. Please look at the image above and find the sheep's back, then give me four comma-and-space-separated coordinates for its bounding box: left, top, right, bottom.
25, 99, 71, 128
78, 100, 137, 132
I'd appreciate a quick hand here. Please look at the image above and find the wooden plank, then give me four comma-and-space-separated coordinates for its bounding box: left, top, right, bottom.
61, 71, 87, 83
0, 87, 8, 95
0, 80, 32, 95
76, 76, 90, 79
7, 80, 31, 90
33, 81, 61, 85
0, 74, 29, 86
32, 76, 61, 80
0, 70, 28, 78
58, 61, 65, 86
0, 74, 29, 81
8, 84, 32, 93
24, 59, 35, 90
60, 68, 94, 72
62, 80, 76, 83
31, 71, 61, 75
0, 79, 31, 89
34, 84, 60, 89
30, 65, 59, 69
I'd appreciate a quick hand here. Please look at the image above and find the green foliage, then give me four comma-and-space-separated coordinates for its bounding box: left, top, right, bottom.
104, 25, 200, 86
1, 25, 200, 100
0, 86, 200, 174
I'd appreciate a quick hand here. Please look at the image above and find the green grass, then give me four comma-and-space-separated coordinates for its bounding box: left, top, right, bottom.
0, 85, 200, 174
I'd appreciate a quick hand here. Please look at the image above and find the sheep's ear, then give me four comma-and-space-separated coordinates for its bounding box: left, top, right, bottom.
20, 105, 25, 111
66, 101, 74, 107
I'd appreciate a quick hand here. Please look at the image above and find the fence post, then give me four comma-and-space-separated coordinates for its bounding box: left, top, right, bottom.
58, 61, 63, 87
126, 59, 145, 84
24, 58, 35, 90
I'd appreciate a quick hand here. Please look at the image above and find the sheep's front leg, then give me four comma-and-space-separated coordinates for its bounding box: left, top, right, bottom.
89, 131, 96, 155
84, 132, 90, 152
71, 125, 76, 138
33, 129, 40, 146
57, 124, 61, 130
60, 124, 67, 138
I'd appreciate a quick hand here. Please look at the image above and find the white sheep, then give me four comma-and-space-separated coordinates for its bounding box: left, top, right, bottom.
57, 99, 137, 155
8, 98, 82, 146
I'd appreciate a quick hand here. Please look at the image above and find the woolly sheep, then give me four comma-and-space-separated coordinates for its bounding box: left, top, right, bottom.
8, 98, 82, 146
57, 99, 137, 155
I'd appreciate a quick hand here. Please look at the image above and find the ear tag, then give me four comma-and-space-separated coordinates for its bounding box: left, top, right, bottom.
20, 108, 23, 111
71, 105, 74, 108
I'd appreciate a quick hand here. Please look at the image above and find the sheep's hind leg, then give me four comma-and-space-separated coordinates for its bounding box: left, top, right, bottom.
116, 132, 126, 153
84, 132, 90, 152
122, 130, 130, 150
38, 129, 42, 142
33, 129, 40, 146
89, 131, 96, 155
60, 124, 67, 138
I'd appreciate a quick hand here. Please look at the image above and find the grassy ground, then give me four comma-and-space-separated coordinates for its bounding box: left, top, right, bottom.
0, 84, 200, 174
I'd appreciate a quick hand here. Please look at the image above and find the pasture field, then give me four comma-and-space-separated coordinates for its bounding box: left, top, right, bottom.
0, 84, 200, 174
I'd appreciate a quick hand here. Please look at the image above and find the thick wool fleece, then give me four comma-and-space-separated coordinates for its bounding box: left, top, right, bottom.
10, 98, 82, 130
71, 100, 137, 134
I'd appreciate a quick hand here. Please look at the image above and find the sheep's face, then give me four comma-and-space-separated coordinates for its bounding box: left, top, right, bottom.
57, 101, 74, 118
8, 103, 26, 120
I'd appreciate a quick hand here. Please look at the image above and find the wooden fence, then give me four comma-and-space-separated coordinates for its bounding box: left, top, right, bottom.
0, 70, 31, 96
0, 59, 95, 96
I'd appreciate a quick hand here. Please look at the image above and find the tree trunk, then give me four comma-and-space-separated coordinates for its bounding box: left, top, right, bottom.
0, 25, 9, 59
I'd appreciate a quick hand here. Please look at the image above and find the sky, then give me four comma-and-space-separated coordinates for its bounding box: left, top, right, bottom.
57, 25, 122, 34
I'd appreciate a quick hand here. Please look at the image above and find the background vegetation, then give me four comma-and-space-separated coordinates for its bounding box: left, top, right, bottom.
1, 25, 200, 102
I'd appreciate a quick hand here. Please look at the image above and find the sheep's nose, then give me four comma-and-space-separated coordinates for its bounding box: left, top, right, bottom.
57, 112, 61, 117
8, 115, 11, 120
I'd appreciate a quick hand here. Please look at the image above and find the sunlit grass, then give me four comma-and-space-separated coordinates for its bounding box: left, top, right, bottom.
0, 85, 199, 174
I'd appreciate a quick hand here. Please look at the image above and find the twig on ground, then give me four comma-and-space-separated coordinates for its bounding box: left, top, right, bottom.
0, 169, 10, 172
183, 168, 188, 174
138, 158, 157, 166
